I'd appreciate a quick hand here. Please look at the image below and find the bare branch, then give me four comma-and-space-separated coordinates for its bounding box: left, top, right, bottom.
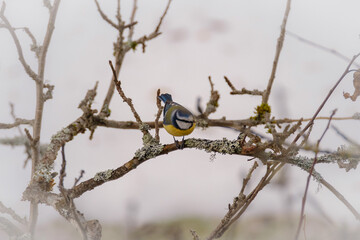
94, 0, 118, 29
0, 217, 25, 239
0, 118, 33, 129
127, 0, 138, 41
224, 76, 264, 96
287, 31, 360, 68
116, 0, 121, 23
262, 0, 292, 104
0, 2, 39, 82
295, 109, 337, 240
0, 201, 27, 225
33, 84, 99, 192
207, 162, 276, 240
59, 145, 66, 190
290, 53, 360, 147
73, 170, 85, 188
155, 0, 171, 33
201, 76, 220, 119
130, 0, 172, 53
332, 125, 360, 147
154, 89, 163, 142
319, 177, 360, 221
109, 60, 148, 135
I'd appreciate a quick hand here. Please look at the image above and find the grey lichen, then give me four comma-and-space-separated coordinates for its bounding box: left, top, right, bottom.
34, 162, 55, 184
289, 156, 323, 182
47, 127, 73, 151
185, 138, 242, 155
334, 145, 359, 171
352, 112, 360, 119
94, 169, 114, 182
0, 136, 28, 146
139, 123, 150, 132
134, 143, 164, 161
142, 132, 158, 146
195, 119, 209, 129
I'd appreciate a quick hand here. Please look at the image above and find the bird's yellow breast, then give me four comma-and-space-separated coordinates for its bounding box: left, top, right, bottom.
163, 123, 196, 136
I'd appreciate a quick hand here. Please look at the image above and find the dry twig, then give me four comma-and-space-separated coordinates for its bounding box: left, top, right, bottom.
224, 76, 264, 96
262, 0, 292, 104
155, 89, 163, 142
295, 109, 337, 240
109, 60, 148, 135
290, 53, 360, 147
287, 31, 360, 68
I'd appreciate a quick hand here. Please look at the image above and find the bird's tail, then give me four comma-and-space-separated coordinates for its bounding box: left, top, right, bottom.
158, 93, 173, 103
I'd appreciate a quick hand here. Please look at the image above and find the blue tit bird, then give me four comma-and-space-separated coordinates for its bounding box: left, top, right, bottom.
158, 93, 196, 148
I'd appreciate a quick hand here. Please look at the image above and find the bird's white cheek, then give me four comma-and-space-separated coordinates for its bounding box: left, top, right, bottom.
176, 120, 192, 130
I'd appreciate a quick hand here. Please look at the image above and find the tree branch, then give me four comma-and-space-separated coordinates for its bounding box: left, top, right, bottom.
262, 0, 292, 104
0, 2, 39, 82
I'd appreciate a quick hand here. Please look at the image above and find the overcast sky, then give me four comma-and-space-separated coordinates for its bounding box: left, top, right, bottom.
1, 0, 360, 229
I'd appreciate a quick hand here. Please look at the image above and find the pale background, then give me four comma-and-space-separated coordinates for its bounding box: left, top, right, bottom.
0, 0, 359, 230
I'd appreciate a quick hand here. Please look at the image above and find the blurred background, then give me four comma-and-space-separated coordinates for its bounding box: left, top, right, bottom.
0, 0, 360, 239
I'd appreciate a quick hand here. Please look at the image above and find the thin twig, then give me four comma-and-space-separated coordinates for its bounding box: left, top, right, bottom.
94, 0, 118, 29
127, 0, 138, 41
287, 31, 360, 69
332, 125, 360, 147
154, 0, 171, 33
19, 27, 40, 58
154, 89, 163, 142
0, 201, 27, 225
0, 119, 34, 129
58, 145, 89, 240
109, 60, 147, 134
224, 76, 264, 96
8, 103, 33, 167
202, 76, 220, 118
94, 115, 358, 132
290, 53, 360, 147
73, 170, 85, 188
0, 2, 39, 82
319, 178, 360, 221
116, 0, 121, 23
262, 0, 292, 104
207, 162, 273, 240
59, 145, 66, 189
130, 0, 172, 53
295, 109, 337, 240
